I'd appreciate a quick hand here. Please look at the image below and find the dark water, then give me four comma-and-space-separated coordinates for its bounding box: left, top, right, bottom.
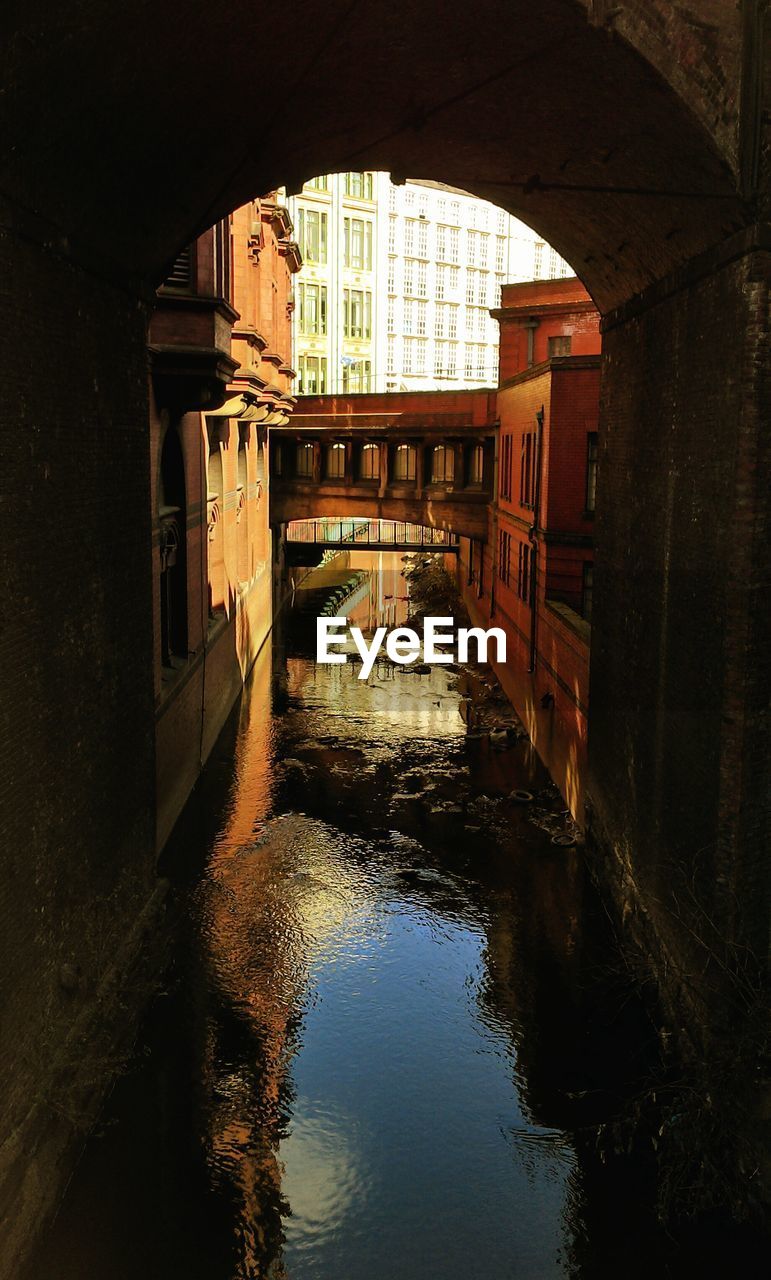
24, 556, 756, 1279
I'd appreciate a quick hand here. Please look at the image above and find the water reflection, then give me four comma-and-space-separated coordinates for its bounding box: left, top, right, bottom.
27, 553, 707, 1279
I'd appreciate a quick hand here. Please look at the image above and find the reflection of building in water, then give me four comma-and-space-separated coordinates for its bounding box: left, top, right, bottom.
345, 552, 410, 632
191, 645, 296, 1279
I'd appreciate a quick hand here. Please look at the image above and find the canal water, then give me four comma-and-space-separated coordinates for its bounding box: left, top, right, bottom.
25, 555, 745, 1278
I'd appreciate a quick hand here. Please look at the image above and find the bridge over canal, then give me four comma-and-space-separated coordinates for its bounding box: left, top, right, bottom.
270, 390, 496, 542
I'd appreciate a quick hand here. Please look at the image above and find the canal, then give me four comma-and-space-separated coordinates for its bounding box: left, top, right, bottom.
24, 555, 752, 1278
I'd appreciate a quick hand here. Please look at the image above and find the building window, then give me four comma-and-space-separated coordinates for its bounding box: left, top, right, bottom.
415, 339, 427, 375
326, 443, 346, 479
465, 344, 474, 378
344, 217, 373, 270
517, 542, 534, 601
403, 338, 413, 374
360, 443, 380, 481
582, 562, 594, 623
534, 241, 545, 277
387, 336, 396, 373
387, 297, 396, 333
298, 355, 327, 395
586, 432, 598, 513
435, 306, 445, 339
435, 265, 446, 300
449, 227, 459, 263
404, 259, 415, 296
520, 431, 536, 507
236, 435, 249, 585
417, 262, 427, 297
468, 444, 483, 487
403, 299, 415, 335
548, 334, 572, 357
342, 359, 372, 392
447, 306, 458, 338
297, 208, 328, 264
206, 439, 225, 615
416, 301, 427, 335
435, 340, 446, 376
431, 445, 454, 484
163, 244, 195, 292
388, 259, 396, 293
296, 442, 314, 477
298, 282, 327, 336
498, 529, 511, 584
500, 433, 513, 501
214, 218, 232, 302
392, 443, 417, 482
305, 175, 329, 191
476, 346, 486, 379
343, 289, 372, 339
388, 216, 397, 253
344, 172, 374, 200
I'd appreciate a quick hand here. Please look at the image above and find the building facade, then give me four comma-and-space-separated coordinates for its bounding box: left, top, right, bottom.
149, 196, 301, 848
287, 174, 572, 396
456, 277, 601, 816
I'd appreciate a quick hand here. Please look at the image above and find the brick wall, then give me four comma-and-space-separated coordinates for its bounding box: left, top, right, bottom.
590, 244, 771, 973
0, 229, 160, 1272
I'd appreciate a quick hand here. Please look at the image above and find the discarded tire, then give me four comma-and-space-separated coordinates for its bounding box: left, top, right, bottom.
510, 789, 534, 805
551, 833, 577, 847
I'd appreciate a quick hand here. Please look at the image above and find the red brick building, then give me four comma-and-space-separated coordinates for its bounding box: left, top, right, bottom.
149, 198, 301, 847
456, 279, 601, 816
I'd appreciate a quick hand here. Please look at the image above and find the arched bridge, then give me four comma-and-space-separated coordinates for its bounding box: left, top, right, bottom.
269, 391, 496, 541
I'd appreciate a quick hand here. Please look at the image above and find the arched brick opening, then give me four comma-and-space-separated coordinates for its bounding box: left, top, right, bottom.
4, 1, 753, 307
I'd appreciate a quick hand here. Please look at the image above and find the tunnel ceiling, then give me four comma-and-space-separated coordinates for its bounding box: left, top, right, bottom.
0, 0, 757, 311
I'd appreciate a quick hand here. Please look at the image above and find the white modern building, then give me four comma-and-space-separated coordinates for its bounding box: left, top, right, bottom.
287, 174, 573, 395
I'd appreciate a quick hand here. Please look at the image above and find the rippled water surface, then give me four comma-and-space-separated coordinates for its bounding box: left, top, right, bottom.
28, 556, 697, 1279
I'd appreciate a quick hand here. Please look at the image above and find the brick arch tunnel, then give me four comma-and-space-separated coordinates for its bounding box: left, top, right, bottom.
1, 3, 768, 1268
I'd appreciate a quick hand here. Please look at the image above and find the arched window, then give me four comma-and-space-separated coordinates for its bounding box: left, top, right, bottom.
326, 442, 346, 479
431, 445, 454, 484
392, 443, 417, 482
359, 442, 380, 481
296, 442, 314, 478
158, 426, 188, 667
